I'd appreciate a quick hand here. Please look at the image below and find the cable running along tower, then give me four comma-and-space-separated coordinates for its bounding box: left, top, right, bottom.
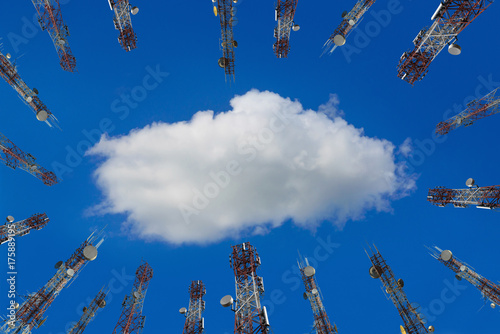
367, 245, 434, 334
298, 256, 338, 334
273, 0, 300, 58
214, 0, 238, 82
179, 281, 206, 334
30, 0, 76, 72
436, 87, 500, 135
108, 0, 140, 51
0, 213, 49, 245
0, 132, 58, 186
67, 288, 107, 334
397, 0, 493, 85
220, 242, 270, 334
1, 230, 104, 334
112, 261, 153, 334
427, 178, 500, 209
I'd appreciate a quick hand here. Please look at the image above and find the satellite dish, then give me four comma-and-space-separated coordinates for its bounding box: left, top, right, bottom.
6, 215, 14, 223
455, 274, 462, 281
83, 245, 98, 261
233, 40, 238, 48
397, 278, 404, 288
26, 96, 33, 103
218, 57, 227, 68
98, 300, 106, 308
133, 291, 141, 299
66, 268, 75, 277
491, 303, 496, 309
303, 292, 308, 300
400, 325, 407, 334
58, 38, 65, 45
179, 307, 187, 314
460, 265, 467, 272
233, 0, 238, 3
33, 88, 39, 95
55, 261, 64, 269
213, 5, 218, 16
341, 10, 348, 18
304, 266, 315, 277
131, 6, 139, 15
14, 302, 19, 309
440, 250, 453, 262
83, 307, 87, 313
6, 53, 11, 59
220, 295, 234, 307
333, 34, 346, 46
348, 19, 356, 26
448, 43, 461, 55
428, 325, 435, 332
311, 288, 318, 295
386, 287, 393, 294
369, 266, 380, 279
466, 178, 475, 187
292, 24, 300, 31
36, 110, 48, 122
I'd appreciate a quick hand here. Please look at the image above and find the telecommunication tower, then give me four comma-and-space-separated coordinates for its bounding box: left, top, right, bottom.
428, 246, 500, 309
427, 178, 500, 209
298, 256, 338, 334
322, 0, 376, 55
0, 51, 58, 127
0, 213, 49, 245
67, 288, 107, 334
273, 0, 300, 58
1, 230, 104, 334
112, 261, 153, 334
108, 0, 140, 51
0, 131, 58, 186
30, 0, 76, 72
220, 242, 270, 334
367, 244, 434, 334
213, 0, 238, 81
397, 0, 493, 85
179, 281, 206, 334
436, 87, 500, 135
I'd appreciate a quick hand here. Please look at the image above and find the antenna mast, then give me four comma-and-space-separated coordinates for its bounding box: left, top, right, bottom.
214, 0, 237, 82
67, 288, 108, 334
109, 0, 139, 51
427, 178, 500, 209
180, 281, 206, 334
0, 213, 49, 245
273, 0, 299, 58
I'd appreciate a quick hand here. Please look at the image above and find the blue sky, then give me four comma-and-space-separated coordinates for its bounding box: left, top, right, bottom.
1, 0, 500, 334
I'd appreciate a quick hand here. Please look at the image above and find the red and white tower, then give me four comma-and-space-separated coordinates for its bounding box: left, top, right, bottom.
397, 0, 492, 85
109, 0, 139, 51
427, 178, 500, 209
273, 0, 300, 58
0, 213, 49, 245
67, 288, 107, 334
213, 0, 237, 82
220, 242, 270, 334
1, 230, 104, 333
30, 0, 77, 72
179, 281, 206, 334
367, 245, 434, 334
298, 256, 338, 334
428, 246, 500, 309
112, 261, 153, 334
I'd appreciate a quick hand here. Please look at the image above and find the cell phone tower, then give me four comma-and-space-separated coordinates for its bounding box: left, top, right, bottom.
0, 51, 58, 127
367, 244, 435, 334
436, 87, 500, 135
273, 0, 300, 58
179, 281, 206, 334
112, 261, 153, 334
427, 178, 500, 209
108, 0, 140, 51
397, 0, 493, 85
428, 246, 500, 309
1, 230, 104, 334
0, 213, 49, 245
213, 0, 238, 82
0, 131, 58, 186
322, 0, 376, 55
220, 242, 270, 334
298, 255, 338, 334
30, 0, 77, 72
67, 288, 107, 334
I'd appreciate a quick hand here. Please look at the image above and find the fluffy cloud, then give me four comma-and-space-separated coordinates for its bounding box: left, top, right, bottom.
87, 90, 415, 245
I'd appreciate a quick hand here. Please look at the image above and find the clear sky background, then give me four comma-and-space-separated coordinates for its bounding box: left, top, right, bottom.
1, 1, 500, 334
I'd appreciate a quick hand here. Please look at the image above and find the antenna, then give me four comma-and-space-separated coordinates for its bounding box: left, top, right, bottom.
427, 178, 500, 209
1, 213, 49, 244
181, 281, 206, 334
67, 288, 108, 334
108, 0, 139, 51
273, 0, 299, 58
215, 0, 237, 82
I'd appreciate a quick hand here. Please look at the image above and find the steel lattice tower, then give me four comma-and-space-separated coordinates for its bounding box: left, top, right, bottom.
298, 256, 338, 334
0, 51, 58, 127
0, 213, 49, 245
436, 87, 500, 135
322, 0, 376, 55
1, 230, 104, 334
112, 261, 153, 334
109, 0, 139, 51
367, 245, 434, 334
30, 0, 76, 72
180, 281, 206, 334
427, 178, 500, 209
0, 132, 58, 186
428, 246, 500, 308
67, 288, 107, 334
397, 0, 492, 85
214, 0, 237, 82
273, 0, 299, 58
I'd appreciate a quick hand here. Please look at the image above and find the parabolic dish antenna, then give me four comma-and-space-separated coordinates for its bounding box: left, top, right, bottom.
304, 266, 315, 277
133, 291, 141, 299
26, 96, 33, 103
83, 245, 98, 261
311, 288, 318, 295
220, 295, 234, 307
428, 325, 435, 332
54, 261, 63, 269
292, 24, 300, 31
466, 178, 475, 187
66, 268, 75, 277
491, 303, 496, 309
369, 266, 380, 279
179, 307, 187, 314
333, 34, 346, 46
131, 6, 139, 15
303, 292, 308, 300
397, 278, 404, 288
98, 300, 106, 308
455, 274, 462, 281
6, 215, 14, 223
440, 250, 453, 262
348, 19, 356, 25
460, 265, 467, 272
36, 110, 48, 122
448, 43, 461, 55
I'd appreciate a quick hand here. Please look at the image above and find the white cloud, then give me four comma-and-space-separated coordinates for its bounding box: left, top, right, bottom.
398, 137, 413, 158
87, 90, 416, 245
